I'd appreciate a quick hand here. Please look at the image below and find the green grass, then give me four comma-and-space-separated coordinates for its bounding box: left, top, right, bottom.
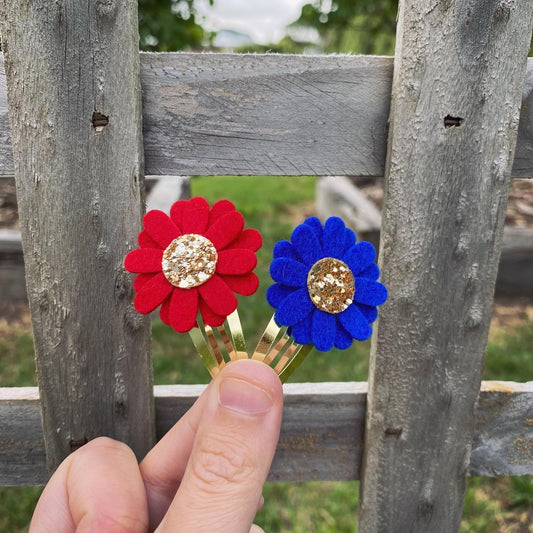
0, 175, 532, 532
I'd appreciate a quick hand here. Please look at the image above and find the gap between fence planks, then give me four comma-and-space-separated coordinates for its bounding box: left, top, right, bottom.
0, 381, 531, 486
0, 54, 532, 179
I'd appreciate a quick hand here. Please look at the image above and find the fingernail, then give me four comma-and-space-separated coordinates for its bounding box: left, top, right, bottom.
219, 377, 274, 415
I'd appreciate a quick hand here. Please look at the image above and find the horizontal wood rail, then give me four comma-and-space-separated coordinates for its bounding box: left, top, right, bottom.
1, 381, 531, 486
0, 54, 532, 179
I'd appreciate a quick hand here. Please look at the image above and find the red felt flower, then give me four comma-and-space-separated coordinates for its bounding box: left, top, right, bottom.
124, 197, 262, 332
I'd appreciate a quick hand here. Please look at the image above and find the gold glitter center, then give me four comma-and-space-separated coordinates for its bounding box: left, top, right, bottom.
307, 257, 355, 314
162, 234, 218, 289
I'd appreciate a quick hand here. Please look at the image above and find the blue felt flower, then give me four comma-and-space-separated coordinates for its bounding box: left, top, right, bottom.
267, 217, 388, 351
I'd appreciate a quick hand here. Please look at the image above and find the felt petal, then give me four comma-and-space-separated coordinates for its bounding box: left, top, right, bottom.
198, 296, 226, 327
273, 240, 297, 260
229, 228, 262, 251
311, 310, 336, 351
138, 229, 159, 249
143, 210, 180, 249
216, 249, 257, 275
338, 304, 372, 341
357, 303, 378, 323
198, 275, 238, 317
223, 273, 259, 296
170, 200, 188, 231
124, 248, 164, 273
334, 323, 354, 350
275, 287, 314, 327
208, 199, 236, 228
291, 224, 322, 265
304, 217, 323, 244
344, 241, 376, 276
270, 257, 308, 288
266, 283, 295, 308
204, 211, 244, 251
133, 273, 157, 292
134, 272, 173, 314
358, 263, 380, 281
181, 197, 210, 234
354, 279, 388, 306
159, 297, 171, 325
168, 287, 198, 332
291, 313, 313, 345
343, 227, 356, 254
322, 217, 346, 258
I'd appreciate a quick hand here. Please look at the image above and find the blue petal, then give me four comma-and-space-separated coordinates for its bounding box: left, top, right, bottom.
357, 303, 378, 323
275, 288, 315, 327
354, 278, 388, 306
312, 310, 336, 351
334, 323, 353, 350
270, 258, 308, 287
342, 227, 356, 255
323, 217, 346, 258
304, 217, 323, 245
291, 312, 313, 345
338, 304, 372, 341
358, 263, 380, 281
274, 240, 297, 260
344, 241, 376, 276
266, 283, 295, 308
291, 224, 322, 265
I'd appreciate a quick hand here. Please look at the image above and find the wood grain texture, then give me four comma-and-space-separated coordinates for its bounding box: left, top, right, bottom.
1, 382, 531, 486
0, 0, 154, 472
359, 2, 533, 532
140, 53, 392, 176
1, 53, 533, 178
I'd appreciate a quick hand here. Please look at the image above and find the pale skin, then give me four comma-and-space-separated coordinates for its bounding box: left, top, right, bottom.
30, 359, 283, 533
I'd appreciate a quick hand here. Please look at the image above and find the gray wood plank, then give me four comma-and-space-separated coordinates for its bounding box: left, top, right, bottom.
140, 53, 392, 176
1, 53, 532, 178
0, 0, 154, 472
1, 382, 531, 486
358, 2, 533, 532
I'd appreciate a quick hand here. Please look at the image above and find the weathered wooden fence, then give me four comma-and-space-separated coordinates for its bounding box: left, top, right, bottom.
0, 0, 532, 531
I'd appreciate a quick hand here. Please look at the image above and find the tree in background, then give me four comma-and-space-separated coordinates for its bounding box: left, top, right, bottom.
292, 0, 397, 55
138, 0, 213, 51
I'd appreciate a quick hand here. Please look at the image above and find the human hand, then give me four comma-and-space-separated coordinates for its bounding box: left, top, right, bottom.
30, 359, 283, 533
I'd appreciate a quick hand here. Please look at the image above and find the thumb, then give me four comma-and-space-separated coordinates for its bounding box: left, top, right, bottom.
157, 359, 283, 533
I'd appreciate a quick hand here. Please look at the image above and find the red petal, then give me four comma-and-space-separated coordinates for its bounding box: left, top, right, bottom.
134, 272, 173, 313
198, 296, 226, 327
143, 210, 180, 249
138, 229, 159, 249
124, 248, 163, 273
222, 273, 259, 296
208, 199, 235, 228
160, 296, 172, 325
198, 275, 238, 317
170, 200, 188, 231
204, 211, 244, 251
216, 249, 257, 275
228, 228, 262, 251
133, 273, 157, 292
168, 287, 198, 332
181, 197, 210, 234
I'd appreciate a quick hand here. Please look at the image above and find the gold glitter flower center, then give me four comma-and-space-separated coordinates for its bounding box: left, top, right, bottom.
162, 234, 218, 289
307, 257, 355, 314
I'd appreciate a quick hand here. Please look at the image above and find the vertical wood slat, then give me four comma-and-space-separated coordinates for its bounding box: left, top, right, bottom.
359, 1, 533, 532
0, 0, 154, 471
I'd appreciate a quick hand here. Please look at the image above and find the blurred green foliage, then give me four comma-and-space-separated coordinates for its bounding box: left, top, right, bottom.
138, 0, 213, 51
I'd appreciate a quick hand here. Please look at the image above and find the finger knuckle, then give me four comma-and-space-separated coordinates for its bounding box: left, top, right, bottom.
191, 433, 255, 489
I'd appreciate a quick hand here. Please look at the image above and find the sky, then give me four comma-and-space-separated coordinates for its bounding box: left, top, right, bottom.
196, 0, 310, 44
